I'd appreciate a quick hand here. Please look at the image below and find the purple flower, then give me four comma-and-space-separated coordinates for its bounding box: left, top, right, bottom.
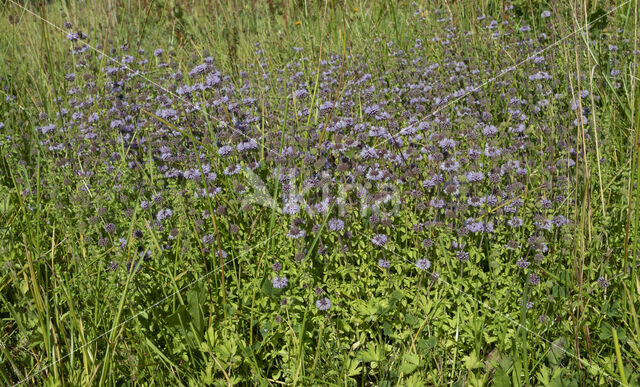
366, 168, 384, 181
465, 171, 484, 183
528, 274, 541, 285
294, 89, 308, 99
283, 201, 300, 215
365, 104, 380, 117
597, 276, 609, 289
273, 261, 282, 272
553, 215, 569, 227
155, 108, 178, 121
430, 199, 445, 209
205, 72, 221, 87
456, 251, 469, 262
378, 259, 390, 269
319, 101, 335, 113
66, 32, 80, 41
440, 160, 460, 172
272, 276, 289, 289
541, 10, 551, 18
223, 164, 242, 176
443, 179, 460, 195
438, 138, 456, 149
539, 198, 552, 209
416, 258, 431, 271
316, 297, 331, 311
286, 226, 306, 239
535, 219, 553, 232
466, 220, 485, 233
189, 63, 208, 78
314, 199, 330, 214
237, 139, 258, 152
482, 125, 498, 137
423, 174, 443, 188
156, 208, 173, 221
38, 123, 56, 134
371, 234, 388, 246
110, 119, 124, 129
218, 145, 233, 156
467, 196, 486, 208
507, 217, 523, 228
328, 218, 344, 232
211, 248, 226, 259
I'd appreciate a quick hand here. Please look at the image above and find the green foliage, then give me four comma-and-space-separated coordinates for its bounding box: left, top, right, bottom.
0, 0, 639, 386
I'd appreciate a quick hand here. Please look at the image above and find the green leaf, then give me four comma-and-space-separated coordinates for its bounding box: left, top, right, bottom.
357, 345, 380, 363
406, 314, 422, 328
404, 373, 427, 387
399, 352, 419, 375
493, 366, 510, 386
346, 358, 362, 376
536, 365, 551, 385
547, 337, 567, 366
166, 305, 190, 331
383, 322, 394, 337
463, 352, 483, 370
417, 337, 436, 351
599, 322, 626, 341
186, 284, 205, 334
260, 276, 274, 296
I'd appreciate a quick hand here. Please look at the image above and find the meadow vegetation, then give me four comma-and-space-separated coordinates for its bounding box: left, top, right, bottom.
1, 0, 639, 385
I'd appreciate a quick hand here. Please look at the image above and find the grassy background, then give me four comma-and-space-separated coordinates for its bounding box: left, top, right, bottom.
1, 0, 640, 385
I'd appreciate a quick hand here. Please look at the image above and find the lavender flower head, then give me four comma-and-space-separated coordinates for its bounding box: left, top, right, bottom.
416, 258, 431, 271
328, 218, 345, 232
597, 276, 609, 289
378, 259, 390, 269
528, 273, 541, 285
272, 276, 289, 289
316, 297, 331, 311
371, 234, 388, 246
156, 208, 173, 221
456, 251, 469, 262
